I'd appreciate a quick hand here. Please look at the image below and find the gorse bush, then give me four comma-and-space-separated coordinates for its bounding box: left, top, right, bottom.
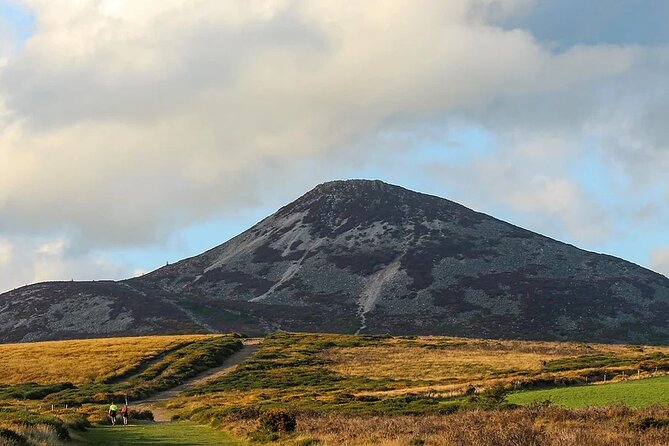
129, 409, 154, 421
258, 408, 297, 433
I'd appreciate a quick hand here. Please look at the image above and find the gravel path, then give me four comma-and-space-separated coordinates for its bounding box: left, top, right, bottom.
132, 339, 261, 422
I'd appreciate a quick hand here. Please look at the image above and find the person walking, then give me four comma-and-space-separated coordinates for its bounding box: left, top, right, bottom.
120, 404, 129, 425
108, 402, 118, 425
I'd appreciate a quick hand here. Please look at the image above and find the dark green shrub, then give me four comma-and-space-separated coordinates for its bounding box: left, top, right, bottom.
410, 437, 425, 446
631, 417, 669, 430
258, 408, 297, 433
0, 427, 28, 446
60, 412, 91, 431
227, 406, 261, 421
129, 409, 154, 421
479, 384, 508, 404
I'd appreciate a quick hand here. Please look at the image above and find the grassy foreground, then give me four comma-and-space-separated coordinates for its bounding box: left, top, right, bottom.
507, 375, 669, 408
80, 422, 241, 445
5, 332, 669, 445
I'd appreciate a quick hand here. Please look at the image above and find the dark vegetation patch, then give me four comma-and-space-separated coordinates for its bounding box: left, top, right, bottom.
200, 269, 274, 294
0, 383, 75, 400
430, 289, 482, 312
289, 240, 303, 251
175, 298, 262, 333
400, 237, 499, 291
252, 244, 286, 264
327, 250, 398, 275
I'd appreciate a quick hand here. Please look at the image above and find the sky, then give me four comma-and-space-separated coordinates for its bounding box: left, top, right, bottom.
0, 0, 668, 292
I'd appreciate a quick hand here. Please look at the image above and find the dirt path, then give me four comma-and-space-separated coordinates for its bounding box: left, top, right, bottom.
132, 339, 261, 422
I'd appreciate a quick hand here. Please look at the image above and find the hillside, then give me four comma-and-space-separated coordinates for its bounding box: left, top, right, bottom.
2, 179, 669, 343
5, 333, 669, 446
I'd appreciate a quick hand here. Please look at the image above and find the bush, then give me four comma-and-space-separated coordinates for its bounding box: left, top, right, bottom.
258, 408, 297, 433
0, 427, 28, 446
479, 384, 508, 405
60, 413, 91, 431
631, 417, 669, 430
410, 437, 425, 446
129, 409, 154, 421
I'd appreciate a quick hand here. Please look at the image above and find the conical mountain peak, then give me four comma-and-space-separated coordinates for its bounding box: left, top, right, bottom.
2, 181, 669, 344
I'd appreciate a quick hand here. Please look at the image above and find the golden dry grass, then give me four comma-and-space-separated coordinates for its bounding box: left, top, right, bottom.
320, 336, 669, 396
0, 334, 219, 385
233, 407, 669, 446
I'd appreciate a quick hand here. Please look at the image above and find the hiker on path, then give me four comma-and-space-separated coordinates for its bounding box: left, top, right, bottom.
121, 404, 129, 425
109, 403, 118, 425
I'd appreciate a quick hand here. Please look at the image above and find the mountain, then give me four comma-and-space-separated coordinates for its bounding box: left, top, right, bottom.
2, 179, 669, 344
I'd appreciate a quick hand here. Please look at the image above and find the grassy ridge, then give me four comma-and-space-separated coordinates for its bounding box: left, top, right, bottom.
507, 375, 669, 408
0, 335, 219, 384
47, 335, 243, 406
0, 335, 243, 406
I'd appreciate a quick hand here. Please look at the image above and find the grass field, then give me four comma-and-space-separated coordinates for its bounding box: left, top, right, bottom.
0, 334, 243, 407
0, 335, 219, 384
80, 422, 241, 445
164, 331, 669, 436
322, 336, 669, 391
4, 332, 669, 446
507, 375, 669, 408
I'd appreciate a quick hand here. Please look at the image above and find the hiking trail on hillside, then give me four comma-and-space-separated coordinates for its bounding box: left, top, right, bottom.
132, 339, 260, 422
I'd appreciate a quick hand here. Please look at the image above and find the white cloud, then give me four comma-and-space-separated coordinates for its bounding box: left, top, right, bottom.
650, 248, 669, 278
35, 239, 65, 256
0, 0, 642, 248
0, 236, 128, 291
429, 139, 612, 244
0, 239, 12, 266
0, 0, 667, 291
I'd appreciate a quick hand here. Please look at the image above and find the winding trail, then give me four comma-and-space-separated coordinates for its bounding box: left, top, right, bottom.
132, 339, 261, 422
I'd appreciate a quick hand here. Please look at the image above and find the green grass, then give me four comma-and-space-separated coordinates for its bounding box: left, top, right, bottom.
507, 375, 669, 408
80, 422, 242, 445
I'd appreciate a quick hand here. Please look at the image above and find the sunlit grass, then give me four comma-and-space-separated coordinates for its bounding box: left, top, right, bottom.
0, 335, 219, 384
80, 422, 242, 445
507, 375, 669, 408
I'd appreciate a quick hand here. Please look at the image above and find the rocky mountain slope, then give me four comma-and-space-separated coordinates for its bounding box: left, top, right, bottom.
2, 180, 669, 344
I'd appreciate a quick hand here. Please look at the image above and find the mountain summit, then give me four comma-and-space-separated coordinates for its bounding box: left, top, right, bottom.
2, 179, 669, 343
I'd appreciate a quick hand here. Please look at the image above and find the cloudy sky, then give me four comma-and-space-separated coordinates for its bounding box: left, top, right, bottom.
0, 0, 668, 293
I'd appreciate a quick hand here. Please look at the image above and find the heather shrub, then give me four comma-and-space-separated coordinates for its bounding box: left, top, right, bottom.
258, 408, 297, 433
129, 409, 154, 421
